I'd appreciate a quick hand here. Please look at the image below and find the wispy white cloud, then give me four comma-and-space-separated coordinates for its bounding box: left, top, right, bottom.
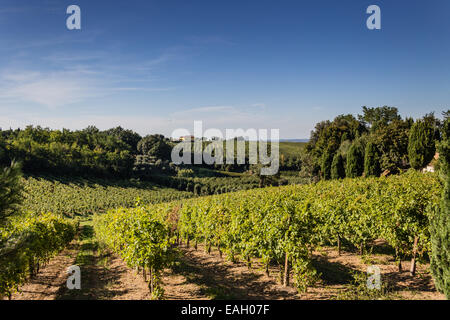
0, 29, 104, 53
166, 104, 277, 133
250, 103, 266, 108
0, 70, 100, 108
0, 103, 312, 139
0, 68, 176, 108
0, 47, 178, 108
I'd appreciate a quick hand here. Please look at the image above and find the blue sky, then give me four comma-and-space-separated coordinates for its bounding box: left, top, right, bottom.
0, 0, 449, 138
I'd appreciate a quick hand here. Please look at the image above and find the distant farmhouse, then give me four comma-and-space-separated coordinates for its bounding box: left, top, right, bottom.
179, 135, 195, 142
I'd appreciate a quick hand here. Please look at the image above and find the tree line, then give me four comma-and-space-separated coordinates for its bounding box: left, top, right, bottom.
304, 106, 448, 181
0, 126, 174, 178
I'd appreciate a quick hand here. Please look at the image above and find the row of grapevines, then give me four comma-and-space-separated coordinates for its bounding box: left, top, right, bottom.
93, 204, 176, 299
0, 212, 77, 299
309, 171, 441, 260
22, 176, 194, 217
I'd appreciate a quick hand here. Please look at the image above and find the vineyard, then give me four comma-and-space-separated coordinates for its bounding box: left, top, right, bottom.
151, 174, 261, 195
0, 175, 195, 299
22, 175, 194, 217
93, 170, 442, 296
0, 212, 77, 298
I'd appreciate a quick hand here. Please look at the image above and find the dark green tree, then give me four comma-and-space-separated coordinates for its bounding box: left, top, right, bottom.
321, 148, 334, 180
358, 106, 401, 132
346, 141, 364, 178
408, 116, 437, 170
331, 153, 345, 179
430, 111, 450, 299
137, 134, 172, 161
0, 161, 23, 224
373, 119, 410, 173
364, 141, 381, 177
105, 126, 142, 154
306, 114, 366, 180
298, 151, 317, 183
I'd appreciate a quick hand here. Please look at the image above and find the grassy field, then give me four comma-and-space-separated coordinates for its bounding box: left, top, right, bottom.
279, 141, 306, 158
193, 140, 306, 159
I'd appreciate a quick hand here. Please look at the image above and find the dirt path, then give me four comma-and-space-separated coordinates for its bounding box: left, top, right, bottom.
11, 223, 153, 300
55, 223, 152, 300
11, 241, 78, 300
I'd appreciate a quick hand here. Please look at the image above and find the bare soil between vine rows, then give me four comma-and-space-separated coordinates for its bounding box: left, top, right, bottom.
8, 239, 445, 300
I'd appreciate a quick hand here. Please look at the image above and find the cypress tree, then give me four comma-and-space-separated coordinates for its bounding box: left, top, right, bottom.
331, 153, 345, 179
321, 148, 334, 180
430, 114, 450, 298
346, 142, 364, 178
364, 141, 381, 177
408, 120, 436, 170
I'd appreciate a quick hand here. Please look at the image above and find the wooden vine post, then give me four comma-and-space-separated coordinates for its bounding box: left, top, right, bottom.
148, 266, 154, 294
218, 243, 222, 258
409, 236, 419, 276
283, 251, 290, 287
337, 235, 341, 256
283, 215, 291, 287
395, 248, 402, 272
